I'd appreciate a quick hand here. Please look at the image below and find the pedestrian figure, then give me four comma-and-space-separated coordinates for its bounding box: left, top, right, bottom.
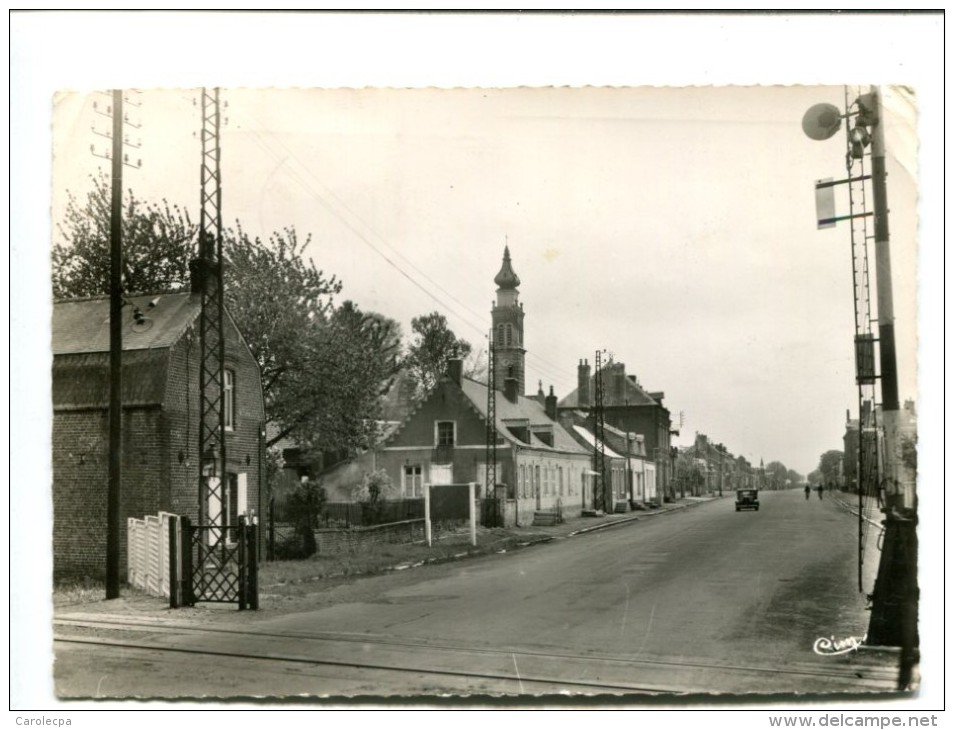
805, 484, 811, 501
816, 484, 824, 500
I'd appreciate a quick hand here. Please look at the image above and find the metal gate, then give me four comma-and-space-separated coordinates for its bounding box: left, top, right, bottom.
171, 515, 258, 610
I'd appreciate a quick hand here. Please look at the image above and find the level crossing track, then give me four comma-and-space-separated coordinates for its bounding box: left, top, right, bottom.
54, 614, 899, 696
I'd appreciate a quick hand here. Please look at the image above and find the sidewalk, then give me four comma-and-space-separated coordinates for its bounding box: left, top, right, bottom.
831, 491, 885, 529
54, 494, 722, 620
518, 493, 720, 541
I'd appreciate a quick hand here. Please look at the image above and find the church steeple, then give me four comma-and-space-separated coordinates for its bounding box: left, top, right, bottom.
494, 245, 521, 290
491, 245, 526, 396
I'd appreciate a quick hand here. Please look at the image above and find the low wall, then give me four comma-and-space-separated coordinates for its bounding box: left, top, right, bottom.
315, 518, 425, 555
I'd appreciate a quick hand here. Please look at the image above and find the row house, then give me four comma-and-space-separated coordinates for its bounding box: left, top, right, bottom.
559, 410, 658, 510
557, 359, 675, 500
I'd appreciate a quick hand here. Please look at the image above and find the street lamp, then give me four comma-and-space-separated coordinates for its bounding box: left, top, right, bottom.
802, 86, 917, 687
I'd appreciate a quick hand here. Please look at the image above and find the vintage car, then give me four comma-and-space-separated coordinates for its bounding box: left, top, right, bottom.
735, 488, 760, 512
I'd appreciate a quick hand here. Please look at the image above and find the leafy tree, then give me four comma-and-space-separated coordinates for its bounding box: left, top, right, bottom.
351, 468, 397, 525
817, 450, 844, 486
405, 312, 472, 397
764, 460, 789, 488
51, 179, 400, 455
286, 477, 328, 558
52, 172, 195, 298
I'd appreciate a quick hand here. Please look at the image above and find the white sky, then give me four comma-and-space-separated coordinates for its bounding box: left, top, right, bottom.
50, 82, 919, 478
12, 11, 944, 715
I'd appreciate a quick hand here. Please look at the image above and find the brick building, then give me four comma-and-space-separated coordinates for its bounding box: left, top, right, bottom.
557, 359, 675, 499
558, 411, 657, 509
51, 288, 264, 579
318, 248, 594, 525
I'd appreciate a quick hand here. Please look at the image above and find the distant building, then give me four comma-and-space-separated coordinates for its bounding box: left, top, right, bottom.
557, 359, 675, 498
318, 248, 594, 524
52, 285, 265, 579
558, 410, 657, 508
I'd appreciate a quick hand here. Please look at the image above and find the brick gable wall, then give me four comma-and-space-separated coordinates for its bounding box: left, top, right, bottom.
52, 315, 264, 581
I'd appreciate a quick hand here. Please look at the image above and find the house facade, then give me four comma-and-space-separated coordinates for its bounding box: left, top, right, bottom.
52, 287, 265, 579
372, 360, 591, 525
557, 359, 675, 499
558, 410, 657, 510
317, 247, 594, 525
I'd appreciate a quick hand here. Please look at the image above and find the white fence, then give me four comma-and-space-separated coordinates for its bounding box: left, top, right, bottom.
127, 512, 176, 597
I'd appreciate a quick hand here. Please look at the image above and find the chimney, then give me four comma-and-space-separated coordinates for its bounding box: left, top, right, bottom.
447, 358, 463, 386
614, 364, 626, 403
578, 359, 591, 407
504, 376, 519, 404
545, 385, 558, 421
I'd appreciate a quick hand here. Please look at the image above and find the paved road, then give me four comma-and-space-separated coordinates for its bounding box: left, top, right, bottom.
55, 490, 900, 699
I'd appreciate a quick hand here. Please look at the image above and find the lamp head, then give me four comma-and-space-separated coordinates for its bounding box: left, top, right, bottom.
802, 102, 843, 141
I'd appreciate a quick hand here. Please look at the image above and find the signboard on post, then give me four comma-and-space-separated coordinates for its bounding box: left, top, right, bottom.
815, 178, 836, 229
424, 482, 478, 548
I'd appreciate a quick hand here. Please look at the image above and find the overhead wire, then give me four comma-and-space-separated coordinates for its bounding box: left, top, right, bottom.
242, 126, 579, 393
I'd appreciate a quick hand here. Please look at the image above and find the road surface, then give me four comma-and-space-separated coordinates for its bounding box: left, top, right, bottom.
55, 490, 900, 700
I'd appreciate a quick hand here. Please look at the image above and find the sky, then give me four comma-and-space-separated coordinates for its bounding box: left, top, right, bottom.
50, 83, 919, 478
12, 11, 944, 714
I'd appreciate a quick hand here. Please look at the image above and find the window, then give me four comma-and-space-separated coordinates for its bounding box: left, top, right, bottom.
403, 465, 423, 497
496, 324, 504, 347
224, 369, 236, 430
436, 421, 456, 447
559, 466, 564, 496
505, 323, 513, 347
520, 465, 527, 498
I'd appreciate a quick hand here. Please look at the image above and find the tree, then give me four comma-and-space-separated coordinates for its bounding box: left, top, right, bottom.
52, 172, 195, 298
817, 450, 844, 486
351, 468, 397, 525
405, 312, 472, 397
51, 180, 401, 455
285, 477, 328, 558
764, 461, 788, 489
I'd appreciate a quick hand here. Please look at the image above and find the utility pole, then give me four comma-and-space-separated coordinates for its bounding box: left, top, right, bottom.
485, 329, 497, 501
106, 89, 123, 599
803, 86, 917, 688
860, 88, 918, 683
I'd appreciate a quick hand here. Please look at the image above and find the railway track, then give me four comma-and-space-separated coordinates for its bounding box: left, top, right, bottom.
54, 614, 899, 696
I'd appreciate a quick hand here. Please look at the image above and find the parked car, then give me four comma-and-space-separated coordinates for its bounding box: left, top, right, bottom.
735, 488, 759, 512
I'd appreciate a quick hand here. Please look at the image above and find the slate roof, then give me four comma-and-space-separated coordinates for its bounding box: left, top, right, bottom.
570, 425, 625, 459
458, 377, 588, 455
52, 292, 201, 409
52, 292, 200, 355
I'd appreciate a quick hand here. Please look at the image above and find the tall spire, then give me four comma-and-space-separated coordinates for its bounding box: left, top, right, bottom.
494, 245, 521, 289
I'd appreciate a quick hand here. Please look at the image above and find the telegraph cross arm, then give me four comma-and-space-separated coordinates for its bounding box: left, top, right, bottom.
814, 176, 874, 229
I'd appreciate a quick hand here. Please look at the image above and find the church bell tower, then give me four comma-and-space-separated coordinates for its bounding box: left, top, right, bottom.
491, 246, 526, 395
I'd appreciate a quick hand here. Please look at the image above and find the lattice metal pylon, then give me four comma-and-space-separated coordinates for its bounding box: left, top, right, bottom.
485, 330, 497, 496
841, 85, 881, 592
197, 88, 227, 540
593, 350, 607, 512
